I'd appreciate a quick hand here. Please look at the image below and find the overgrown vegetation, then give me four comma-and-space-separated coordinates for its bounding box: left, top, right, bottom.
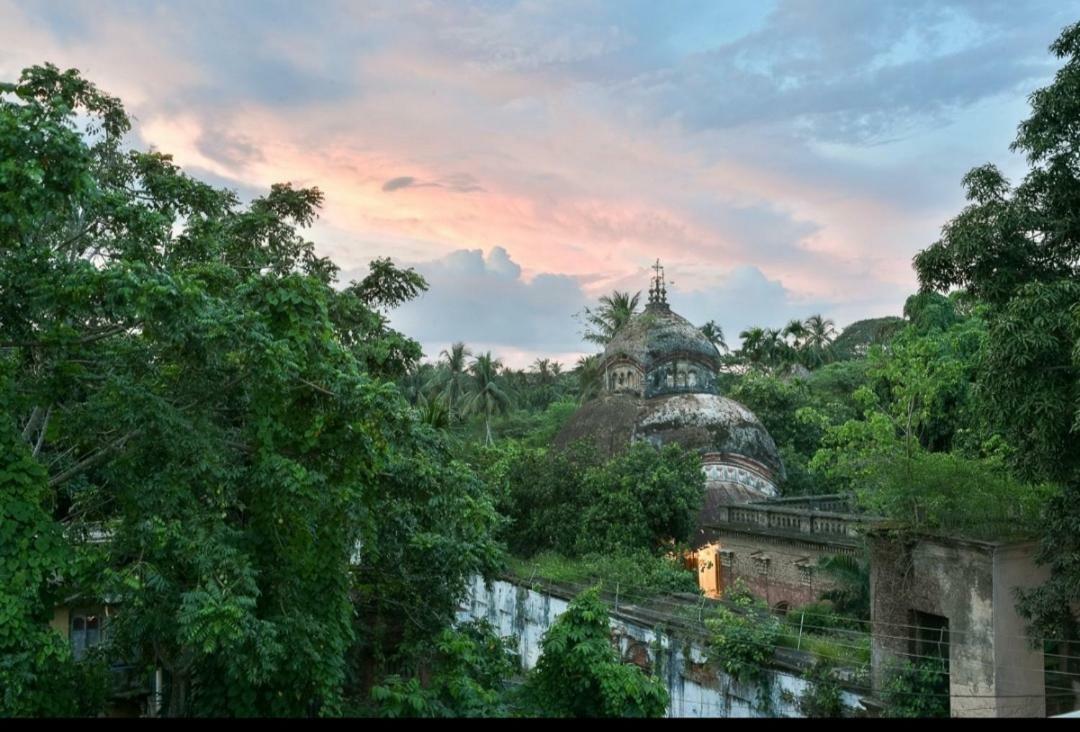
797, 660, 849, 718
6, 13, 1080, 718
704, 583, 782, 687
480, 440, 705, 558
507, 551, 699, 598
519, 588, 669, 718
879, 658, 949, 718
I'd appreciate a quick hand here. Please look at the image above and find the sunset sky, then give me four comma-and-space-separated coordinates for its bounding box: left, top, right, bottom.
3, 1, 1076, 367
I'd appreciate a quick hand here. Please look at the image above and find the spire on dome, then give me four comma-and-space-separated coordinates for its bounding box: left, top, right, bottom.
647, 258, 668, 309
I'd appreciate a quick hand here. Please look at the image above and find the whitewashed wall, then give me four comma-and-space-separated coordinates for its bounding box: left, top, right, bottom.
458, 576, 864, 718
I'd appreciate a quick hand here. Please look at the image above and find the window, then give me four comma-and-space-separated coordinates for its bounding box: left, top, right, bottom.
71, 610, 104, 660
910, 610, 949, 663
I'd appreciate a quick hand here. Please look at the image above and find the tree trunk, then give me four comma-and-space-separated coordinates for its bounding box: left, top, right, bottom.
168, 672, 189, 717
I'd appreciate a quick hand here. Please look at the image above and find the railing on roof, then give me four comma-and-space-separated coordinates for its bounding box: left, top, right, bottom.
707, 500, 879, 542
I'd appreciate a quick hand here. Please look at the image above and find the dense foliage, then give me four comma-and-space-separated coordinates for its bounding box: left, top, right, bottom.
520, 588, 668, 718
480, 440, 704, 558
912, 22, 1080, 639
1, 64, 501, 716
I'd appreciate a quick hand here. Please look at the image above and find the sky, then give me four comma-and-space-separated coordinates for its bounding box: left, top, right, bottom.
3, 1, 1077, 368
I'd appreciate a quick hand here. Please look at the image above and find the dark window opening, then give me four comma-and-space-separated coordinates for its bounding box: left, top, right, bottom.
910, 610, 949, 662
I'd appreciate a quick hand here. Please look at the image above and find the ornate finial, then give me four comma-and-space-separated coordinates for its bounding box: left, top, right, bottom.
648, 258, 668, 307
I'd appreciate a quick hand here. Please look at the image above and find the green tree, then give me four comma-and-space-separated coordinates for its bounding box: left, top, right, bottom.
0, 423, 109, 717
577, 442, 705, 555
365, 621, 518, 718
573, 354, 603, 403
1, 64, 501, 716
466, 352, 512, 446
699, 320, 727, 352
912, 22, 1080, 638
830, 317, 905, 361
521, 588, 668, 718
581, 290, 641, 345
435, 341, 473, 419
800, 314, 837, 368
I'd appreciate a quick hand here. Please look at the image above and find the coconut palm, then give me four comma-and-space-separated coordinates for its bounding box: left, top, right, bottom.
783, 318, 809, 350
533, 357, 554, 385
574, 354, 603, 403
803, 314, 837, 350
436, 341, 472, 419
466, 352, 512, 445
738, 326, 767, 369
800, 314, 838, 369
581, 290, 641, 345
415, 392, 451, 430
699, 320, 727, 353
399, 362, 436, 405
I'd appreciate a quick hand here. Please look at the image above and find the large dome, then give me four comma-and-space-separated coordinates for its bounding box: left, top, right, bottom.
635, 393, 785, 481
554, 393, 784, 485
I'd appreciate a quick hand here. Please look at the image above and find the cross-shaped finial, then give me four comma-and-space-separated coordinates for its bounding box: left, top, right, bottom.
648, 258, 668, 306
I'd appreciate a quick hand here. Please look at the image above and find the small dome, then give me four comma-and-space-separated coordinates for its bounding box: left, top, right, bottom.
603, 305, 721, 376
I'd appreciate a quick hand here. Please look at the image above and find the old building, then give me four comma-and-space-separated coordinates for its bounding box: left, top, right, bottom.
868, 530, 1069, 718
555, 262, 785, 513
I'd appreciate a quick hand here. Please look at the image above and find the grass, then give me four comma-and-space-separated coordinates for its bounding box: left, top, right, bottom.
505, 550, 699, 600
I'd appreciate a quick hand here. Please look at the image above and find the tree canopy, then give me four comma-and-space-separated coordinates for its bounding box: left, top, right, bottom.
1, 63, 501, 716
913, 22, 1080, 639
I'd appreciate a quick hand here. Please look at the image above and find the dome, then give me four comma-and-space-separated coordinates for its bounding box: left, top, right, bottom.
553, 392, 783, 512
555, 392, 784, 485
603, 305, 721, 375
635, 393, 785, 482
600, 302, 722, 399
553, 260, 784, 510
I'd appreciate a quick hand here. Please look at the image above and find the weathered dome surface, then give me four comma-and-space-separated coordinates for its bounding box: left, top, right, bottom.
602, 306, 721, 373
635, 394, 785, 481
553, 393, 784, 484
551, 393, 641, 457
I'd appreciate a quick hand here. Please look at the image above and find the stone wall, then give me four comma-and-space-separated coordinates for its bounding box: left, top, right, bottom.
868, 532, 1052, 717
696, 501, 868, 610
458, 576, 867, 718
702, 530, 848, 609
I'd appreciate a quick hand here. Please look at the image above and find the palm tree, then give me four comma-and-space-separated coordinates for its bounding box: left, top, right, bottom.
581, 290, 641, 345
532, 358, 553, 385
415, 392, 451, 430
437, 342, 472, 419
802, 314, 838, 369
803, 314, 837, 350
738, 326, 767, 370
466, 352, 512, 445
574, 354, 603, 403
783, 318, 808, 350
399, 362, 436, 405
762, 328, 794, 371
699, 320, 728, 353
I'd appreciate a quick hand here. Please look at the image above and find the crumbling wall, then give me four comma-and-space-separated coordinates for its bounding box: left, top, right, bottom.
868, 532, 1049, 718
458, 576, 865, 717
